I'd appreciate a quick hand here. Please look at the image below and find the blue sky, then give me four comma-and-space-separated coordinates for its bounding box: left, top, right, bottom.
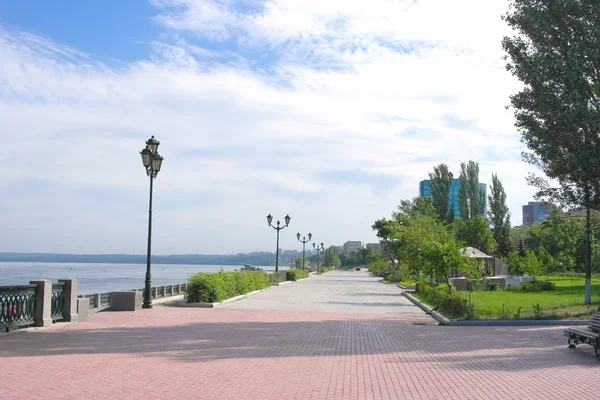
0, 0, 538, 255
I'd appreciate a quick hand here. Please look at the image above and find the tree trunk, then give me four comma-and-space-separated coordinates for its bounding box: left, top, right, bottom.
585, 206, 592, 305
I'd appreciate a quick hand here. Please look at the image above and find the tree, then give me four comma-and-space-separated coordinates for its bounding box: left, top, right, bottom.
428, 163, 455, 224
295, 257, 303, 268
502, 0, 600, 304
458, 161, 486, 220
372, 218, 401, 268
321, 246, 341, 268
488, 174, 512, 256
453, 216, 497, 256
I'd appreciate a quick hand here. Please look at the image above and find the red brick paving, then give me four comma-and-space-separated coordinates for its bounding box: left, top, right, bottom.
0, 307, 598, 400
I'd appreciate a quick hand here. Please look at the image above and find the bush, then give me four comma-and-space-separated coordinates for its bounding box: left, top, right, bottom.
399, 280, 417, 288
187, 270, 270, 303
415, 283, 473, 318
520, 280, 555, 292
286, 269, 309, 281
269, 271, 287, 283
321, 267, 335, 273
384, 274, 400, 283
487, 283, 499, 291
355, 267, 361, 271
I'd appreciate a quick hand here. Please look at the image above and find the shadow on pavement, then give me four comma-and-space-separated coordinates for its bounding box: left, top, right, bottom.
1, 309, 597, 371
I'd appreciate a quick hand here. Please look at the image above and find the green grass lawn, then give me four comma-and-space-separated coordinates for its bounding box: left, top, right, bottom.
415, 275, 600, 321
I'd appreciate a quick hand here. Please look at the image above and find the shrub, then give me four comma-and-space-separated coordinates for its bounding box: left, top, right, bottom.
384, 274, 400, 283
520, 280, 556, 292
269, 271, 287, 283
321, 267, 335, 273
399, 280, 417, 288
286, 269, 309, 281
415, 283, 473, 318
187, 270, 270, 303
355, 267, 361, 271
487, 283, 499, 291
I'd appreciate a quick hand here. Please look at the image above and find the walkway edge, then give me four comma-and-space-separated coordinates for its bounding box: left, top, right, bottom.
400, 291, 449, 325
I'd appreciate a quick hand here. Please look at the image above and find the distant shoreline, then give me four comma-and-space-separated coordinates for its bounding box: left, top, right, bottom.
0, 252, 304, 266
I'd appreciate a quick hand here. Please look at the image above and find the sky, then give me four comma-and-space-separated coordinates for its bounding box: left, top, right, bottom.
0, 0, 539, 255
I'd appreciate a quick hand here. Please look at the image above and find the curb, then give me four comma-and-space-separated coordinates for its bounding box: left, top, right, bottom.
270, 280, 292, 287
400, 291, 450, 325
172, 287, 270, 308
153, 294, 186, 305
447, 319, 592, 326
396, 283, 415, 292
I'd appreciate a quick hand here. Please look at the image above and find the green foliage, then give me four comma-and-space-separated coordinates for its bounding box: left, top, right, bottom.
520, 280, 556, 292
295, 257, 304, 269
187, 270, 270, 303
269, 271, 287, 283
532, 304, 543, 320
415, 283, 474, 319
502, 0, 600, 305
457, 161, 486, 220
428, 163, 455, 224
355, 267, 361, 271
286, 269, 309, 281
453, 216, 497, 256
488, 173, 512, 256
321, 247, 342, 268
321, 267, 335, 273
487, 283, 499, 291
368, 259, 389, 278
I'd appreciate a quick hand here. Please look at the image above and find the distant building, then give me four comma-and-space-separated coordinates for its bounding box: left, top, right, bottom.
343, 241, 362, 257
366, 243, 382, 255
419, 179, 487, 220
522, 202, 553, 226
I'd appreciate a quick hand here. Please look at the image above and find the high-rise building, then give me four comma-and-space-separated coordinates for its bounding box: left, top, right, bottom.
343, 241, 362, 257
419, 179, 487, 219
522, 202, 553, 226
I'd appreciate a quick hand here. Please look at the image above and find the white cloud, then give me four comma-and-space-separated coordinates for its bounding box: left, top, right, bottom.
0, 0, 539, 255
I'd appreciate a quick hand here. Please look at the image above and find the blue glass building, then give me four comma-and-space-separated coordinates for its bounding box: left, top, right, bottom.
419, 179, 487, 219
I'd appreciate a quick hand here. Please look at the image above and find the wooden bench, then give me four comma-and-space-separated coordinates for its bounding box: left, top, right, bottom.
564, 307, 600, 358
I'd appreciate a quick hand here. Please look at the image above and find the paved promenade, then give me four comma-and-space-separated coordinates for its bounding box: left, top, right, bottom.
1, 271, 598, 400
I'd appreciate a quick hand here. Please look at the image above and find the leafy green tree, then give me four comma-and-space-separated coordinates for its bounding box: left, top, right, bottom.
458, 161, 486, 220
488, 174, 512, 256
428, 163, 455, 224
453, 216, 497, 256
321, 247, 341, 268
295, 257, 303, 268
502, 0, 600, 304
372, 218, 401, 268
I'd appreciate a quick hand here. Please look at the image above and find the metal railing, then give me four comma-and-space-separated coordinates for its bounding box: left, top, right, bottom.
51, 282, 65, 321
0, 285, 37, 332
78, 283, 188, 310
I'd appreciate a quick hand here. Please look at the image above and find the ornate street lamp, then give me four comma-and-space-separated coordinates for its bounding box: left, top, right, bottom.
297, 232, 312, 270
313, 242, 325, 274
267, 214, 291, 273
140, 135, 164, 309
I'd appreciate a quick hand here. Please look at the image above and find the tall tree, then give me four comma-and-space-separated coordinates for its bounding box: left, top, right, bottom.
488, 174, 512, 256
428, 163, 454, 224
458, 161, 486, 219
502, 0, 600, 304
453, 216, 498, 256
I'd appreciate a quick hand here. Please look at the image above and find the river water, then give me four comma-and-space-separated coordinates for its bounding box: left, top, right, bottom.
0, 262, 285, 295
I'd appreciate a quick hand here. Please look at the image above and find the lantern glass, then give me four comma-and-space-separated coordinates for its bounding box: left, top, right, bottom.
267, 214, 273, 225
153, 154, 164, 172
140, 147, 152, 168
296, 233, 301, 241
308, 233, 312, 241
284, 214, 291, 226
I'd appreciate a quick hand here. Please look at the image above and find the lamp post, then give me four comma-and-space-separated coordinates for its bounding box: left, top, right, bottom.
140, 135, 164, 309
296, 232, 312, 270
313, 242, 324, 274
267, 214, 291, 274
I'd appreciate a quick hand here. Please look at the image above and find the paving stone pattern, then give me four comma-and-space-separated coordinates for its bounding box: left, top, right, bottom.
0, 271, 597, 400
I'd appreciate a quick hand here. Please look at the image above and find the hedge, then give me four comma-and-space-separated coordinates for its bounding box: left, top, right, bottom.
415, 283, 473, 319
285, 269, 309, 281
321, 267, 335, 273
187, 270, 270, 303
